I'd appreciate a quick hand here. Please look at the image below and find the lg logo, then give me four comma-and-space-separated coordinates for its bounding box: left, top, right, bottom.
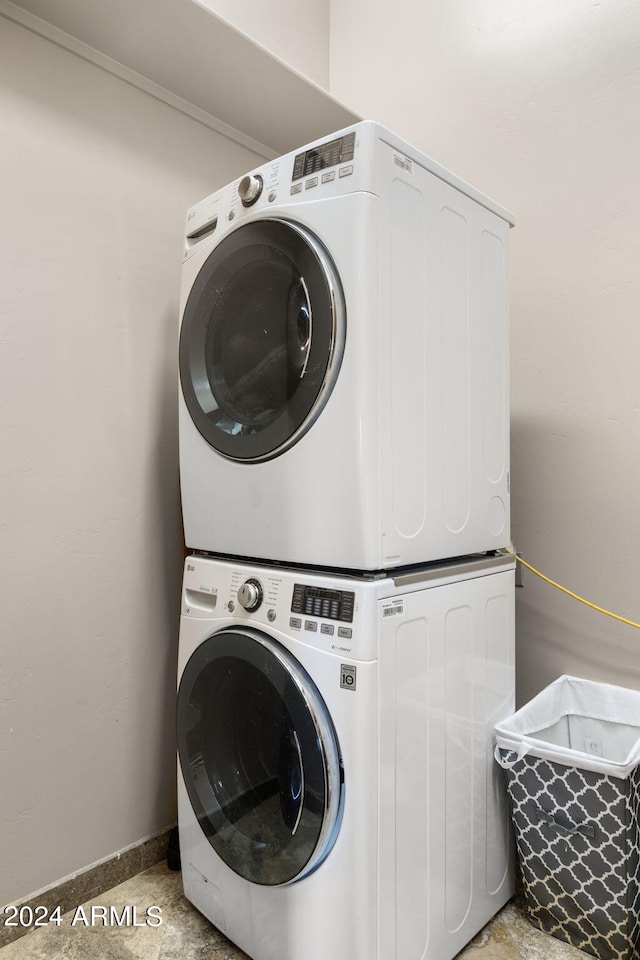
340, 664, 356, 691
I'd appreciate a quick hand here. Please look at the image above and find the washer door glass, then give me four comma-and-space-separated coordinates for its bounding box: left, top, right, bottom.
177, 627, 344, 886
179, 219, 345, 462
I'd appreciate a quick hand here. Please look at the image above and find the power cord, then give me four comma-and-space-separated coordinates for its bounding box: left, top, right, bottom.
506, 549, 640, 631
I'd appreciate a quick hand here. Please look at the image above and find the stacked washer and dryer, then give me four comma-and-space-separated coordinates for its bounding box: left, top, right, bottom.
176, 121, 516, 960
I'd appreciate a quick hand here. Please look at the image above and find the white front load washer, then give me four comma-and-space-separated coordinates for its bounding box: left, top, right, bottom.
178, 121, 514, 570
176, 551, 516, 960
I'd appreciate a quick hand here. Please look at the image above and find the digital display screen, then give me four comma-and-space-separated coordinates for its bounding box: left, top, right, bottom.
292, 132, 356, 182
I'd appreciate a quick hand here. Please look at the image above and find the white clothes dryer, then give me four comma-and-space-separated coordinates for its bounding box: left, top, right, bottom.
176, 551, 516, 960
178, 121, 514, 570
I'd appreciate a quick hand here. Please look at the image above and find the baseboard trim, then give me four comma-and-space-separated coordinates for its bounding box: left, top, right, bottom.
0, 826, 175, 948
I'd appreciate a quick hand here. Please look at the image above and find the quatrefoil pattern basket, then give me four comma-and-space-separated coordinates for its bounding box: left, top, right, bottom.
499, 750, 640, 960
496, 676, 640, 960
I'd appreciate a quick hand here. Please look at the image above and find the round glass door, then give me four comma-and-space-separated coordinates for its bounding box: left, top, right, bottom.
177, 627, 344, 886
179, 219, 345, 462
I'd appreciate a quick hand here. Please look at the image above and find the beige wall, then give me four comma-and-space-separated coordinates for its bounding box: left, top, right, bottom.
330, 0, 640, 705
196, 0, 330, 89
0, 17, 264, 904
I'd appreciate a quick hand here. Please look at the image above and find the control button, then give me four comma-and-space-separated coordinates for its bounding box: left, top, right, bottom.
339, 165, 353, 178
268, 190, 277, 202
321, 171, 336, 184
267, 609, 276, 622
227, 600, 235, 612
289, 617, 302, 630
292, 153, 305, 180
237, 578, 263, 612
291, 584, 304, 613
290, 183, 302, 195
321, 624, 335, 636
305, 177, 319, 190
338, 627, 352, 639
238, 173, 263, 206
339, 597, 355, 622
304, 620, 318, 632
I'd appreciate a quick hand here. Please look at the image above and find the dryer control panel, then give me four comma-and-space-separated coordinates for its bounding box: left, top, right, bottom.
291, 132, 356, 182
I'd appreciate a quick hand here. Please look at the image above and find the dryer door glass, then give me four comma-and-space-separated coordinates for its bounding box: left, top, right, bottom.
179, 219, 345, 462
177, 627, 344, 886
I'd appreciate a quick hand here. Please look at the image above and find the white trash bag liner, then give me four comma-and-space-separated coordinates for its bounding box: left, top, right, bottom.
495, 675, 640, 778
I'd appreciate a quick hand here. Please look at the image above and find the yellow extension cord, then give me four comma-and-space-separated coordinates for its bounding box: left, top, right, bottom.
506, 549, 640, 631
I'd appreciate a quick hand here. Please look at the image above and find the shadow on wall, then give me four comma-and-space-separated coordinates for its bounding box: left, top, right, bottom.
510, 411, 640, 708
513, 592, 623, 708
128, 303, 185, 829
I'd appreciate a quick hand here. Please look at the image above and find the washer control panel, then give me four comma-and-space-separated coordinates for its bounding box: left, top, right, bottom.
182, 557, 379, 660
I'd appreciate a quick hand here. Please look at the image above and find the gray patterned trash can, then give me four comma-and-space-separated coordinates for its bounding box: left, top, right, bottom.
495, 676, 640, 960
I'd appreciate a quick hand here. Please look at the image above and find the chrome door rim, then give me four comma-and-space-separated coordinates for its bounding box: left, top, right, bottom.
177, 626, 344, 885
179, 217, 346, 463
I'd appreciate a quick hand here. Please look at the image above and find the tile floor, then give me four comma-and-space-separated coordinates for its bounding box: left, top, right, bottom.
1, 862, 587, 960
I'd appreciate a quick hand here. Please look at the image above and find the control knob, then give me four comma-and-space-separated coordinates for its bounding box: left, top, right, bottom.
237, 578, 263, 612
238, 174, 263, 206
